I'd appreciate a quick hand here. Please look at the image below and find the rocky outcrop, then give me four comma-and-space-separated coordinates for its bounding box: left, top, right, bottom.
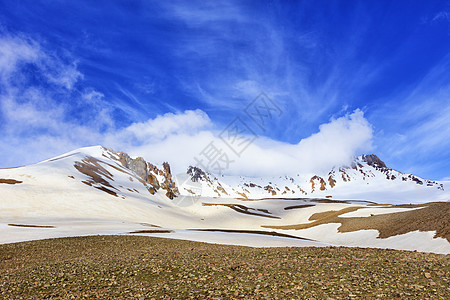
340, 169, 351, 182
147, 163, 163, 176
187, 166, 209, 182
112, 151, 179, 199
362, 154, 387, 169
161, 162, 179, 199
328, 175, 336, 188
310, 176, 326, 192
146, 172, 160, 190
217, 184, 229, 196
264, 185, 277, 196
243, 182, 262, 188
119, 155, 147, 179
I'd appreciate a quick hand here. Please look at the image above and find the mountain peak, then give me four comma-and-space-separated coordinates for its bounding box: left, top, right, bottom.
361, 154, 387, 169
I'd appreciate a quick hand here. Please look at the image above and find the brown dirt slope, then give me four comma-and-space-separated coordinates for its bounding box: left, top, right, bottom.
74, 157, 119, 197
264, 202, 450, 241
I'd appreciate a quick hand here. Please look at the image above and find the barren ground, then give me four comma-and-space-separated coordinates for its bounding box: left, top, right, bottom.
0, 235, 448, 299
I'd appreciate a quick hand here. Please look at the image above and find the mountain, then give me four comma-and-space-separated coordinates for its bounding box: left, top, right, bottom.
0, 146, 449, 254
178, 154, 446, 204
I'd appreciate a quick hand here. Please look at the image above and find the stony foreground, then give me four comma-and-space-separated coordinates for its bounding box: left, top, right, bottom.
0, 236, 448, 299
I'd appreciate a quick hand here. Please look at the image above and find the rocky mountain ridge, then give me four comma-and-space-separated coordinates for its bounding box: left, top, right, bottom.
100, 148, 445, 201
1, 146, 446, 203
178, 153, 445, 200
107, 149, 179, 199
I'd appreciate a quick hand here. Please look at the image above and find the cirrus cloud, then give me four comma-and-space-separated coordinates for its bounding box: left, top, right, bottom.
0, 31, 373, 177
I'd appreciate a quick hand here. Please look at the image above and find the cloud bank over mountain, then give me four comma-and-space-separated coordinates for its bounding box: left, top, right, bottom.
112, 109, 373, 176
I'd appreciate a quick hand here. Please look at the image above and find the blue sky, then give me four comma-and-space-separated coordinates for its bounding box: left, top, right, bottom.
0, 0, 450, 180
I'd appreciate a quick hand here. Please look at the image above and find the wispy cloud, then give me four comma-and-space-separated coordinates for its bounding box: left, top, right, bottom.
0, 31, 374, 176
0, 33, 109, 166
153, 0, 387, 146
432, 11, 450, 22
162, 0, 244, 26
370, 53, 450, 179
0, 33, 82, 89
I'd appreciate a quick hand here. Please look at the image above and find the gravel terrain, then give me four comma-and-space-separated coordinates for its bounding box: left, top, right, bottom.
0, 235, 448, 299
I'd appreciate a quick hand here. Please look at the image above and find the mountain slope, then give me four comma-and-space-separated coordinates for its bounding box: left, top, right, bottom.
0, 146, 449, 254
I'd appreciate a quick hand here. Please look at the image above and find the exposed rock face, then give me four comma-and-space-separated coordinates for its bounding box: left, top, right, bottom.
235, 191, 248, 199
341, 169, 351, 182
146, 170, 160, 189
147, 163, 163, 176
299, 188, 307, 195
328, 176, 336, 188
362, 154, 387, 169
264, 185, 277, 196
117, 153, 149, 181
113, 151, 178, 199
161, 162, 179, 199
187, 166, 208, 182
310, 176, 326, 192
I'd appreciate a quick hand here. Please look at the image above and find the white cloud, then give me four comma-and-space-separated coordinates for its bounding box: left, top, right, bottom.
109, 109, 373, 176
225, 109, 373, 176
105, 109, 212, 147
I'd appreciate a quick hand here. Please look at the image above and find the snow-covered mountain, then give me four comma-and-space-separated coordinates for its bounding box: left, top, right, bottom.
0, 146, 449, 253
178, 154, 447, 204
48, 145, 447, 204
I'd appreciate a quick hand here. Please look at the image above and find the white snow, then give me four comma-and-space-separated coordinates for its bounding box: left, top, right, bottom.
0, 146, 448, 254
290, 223, 450, 255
